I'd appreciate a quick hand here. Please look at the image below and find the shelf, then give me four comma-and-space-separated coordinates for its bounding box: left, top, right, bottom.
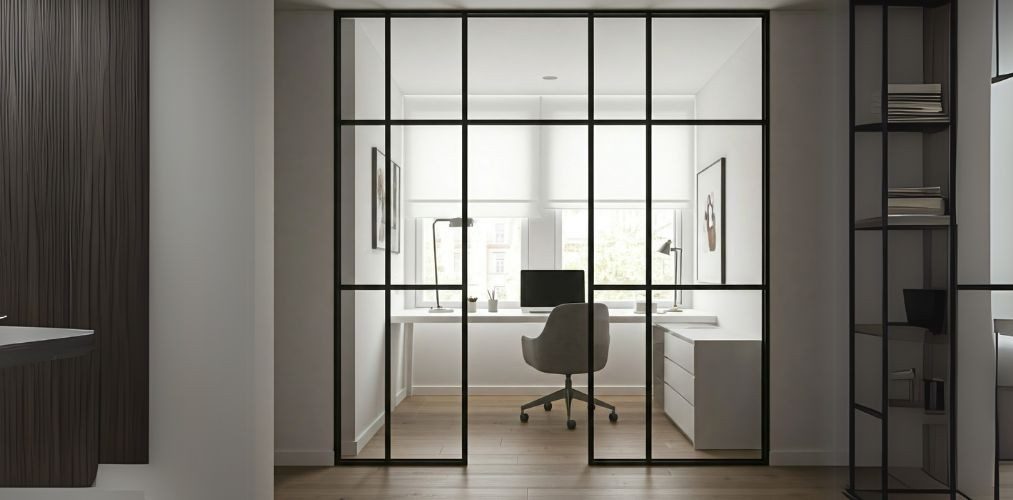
854, 0, 950, 6
854, 121, 950, 133
854, 215, 951, 230
855, 324, 930, 342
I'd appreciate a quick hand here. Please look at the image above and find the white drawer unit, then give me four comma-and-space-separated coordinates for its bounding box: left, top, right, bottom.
661, 327, 761, 450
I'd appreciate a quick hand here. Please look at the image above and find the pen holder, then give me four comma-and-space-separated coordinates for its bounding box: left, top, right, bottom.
487, 299, 499, 313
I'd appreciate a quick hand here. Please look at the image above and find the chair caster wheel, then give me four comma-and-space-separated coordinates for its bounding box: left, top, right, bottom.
520, 412, 529, 423
566, 419, 577, 430
543, 402, 552, 411
609, 412, 619, 423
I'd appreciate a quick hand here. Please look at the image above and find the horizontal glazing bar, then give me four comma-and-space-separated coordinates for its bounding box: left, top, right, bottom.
335, 10, 768, 18
592, 284, 764, 291
339, 119, 767, 126
339, 284, 463, 291
957, 284, 1013, 291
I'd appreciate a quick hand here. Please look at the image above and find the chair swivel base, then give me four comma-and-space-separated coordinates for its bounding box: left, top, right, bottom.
518, 374, 618, 429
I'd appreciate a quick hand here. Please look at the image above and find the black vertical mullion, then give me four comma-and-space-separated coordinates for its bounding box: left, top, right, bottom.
383, 15, 393, 461
333, 11, 342, 462
461, 13, 469, 465
948, 1, 958, 493
586, 13, 595, 465
847, 0, 856, 490
760, 11, 770, 466
644, 12, 653, 462
880, 3, 889, 494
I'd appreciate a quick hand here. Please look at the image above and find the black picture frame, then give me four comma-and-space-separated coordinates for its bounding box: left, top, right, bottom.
372, 147, 401, 253
696, 157, 726, 284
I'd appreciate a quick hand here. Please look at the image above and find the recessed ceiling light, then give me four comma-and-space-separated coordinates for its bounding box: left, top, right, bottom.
542, 75, 558, 81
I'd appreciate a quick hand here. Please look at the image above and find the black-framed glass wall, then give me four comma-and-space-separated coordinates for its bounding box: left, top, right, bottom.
335, 10, 768, 466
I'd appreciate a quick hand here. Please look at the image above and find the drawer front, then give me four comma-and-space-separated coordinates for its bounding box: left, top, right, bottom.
663, 384, 695, 443
664, 357, 694, 405
664, 332, 695, 374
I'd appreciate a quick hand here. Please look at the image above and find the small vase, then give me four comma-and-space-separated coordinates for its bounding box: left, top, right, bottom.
467, 301, 478, 313
487, 299, 499, 313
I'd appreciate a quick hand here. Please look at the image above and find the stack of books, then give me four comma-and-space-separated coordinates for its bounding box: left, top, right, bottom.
888, 186, 945, 216
873, 83, 948, 123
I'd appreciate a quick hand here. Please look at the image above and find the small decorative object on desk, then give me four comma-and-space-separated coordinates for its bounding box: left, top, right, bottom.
486, 290, 498, 313
467, 296, 478, 313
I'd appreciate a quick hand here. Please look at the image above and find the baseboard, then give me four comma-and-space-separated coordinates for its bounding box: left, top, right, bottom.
411, 385, 646, 396
769, 449, 845, 466
340, 411, 385, 457
275, 449, 335, 466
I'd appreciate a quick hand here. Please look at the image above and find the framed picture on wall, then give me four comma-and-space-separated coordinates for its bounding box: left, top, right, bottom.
372, 147, 402, 253
696, 157, 725, 284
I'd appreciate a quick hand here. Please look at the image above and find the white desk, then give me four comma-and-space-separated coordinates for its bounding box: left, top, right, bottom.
389, 308, 717, 398
391, 308, 717, 324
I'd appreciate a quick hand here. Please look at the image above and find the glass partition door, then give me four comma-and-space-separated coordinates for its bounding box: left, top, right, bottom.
335, 10, 768, 466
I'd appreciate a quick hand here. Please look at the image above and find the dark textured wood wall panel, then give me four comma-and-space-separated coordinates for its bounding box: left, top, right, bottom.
0, 352, 99, 486
0, 0, 149, 463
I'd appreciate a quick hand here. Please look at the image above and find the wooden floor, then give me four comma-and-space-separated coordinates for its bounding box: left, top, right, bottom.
352, 395, 758, 462
276, 395, 835, 499
275, 464, 847, 499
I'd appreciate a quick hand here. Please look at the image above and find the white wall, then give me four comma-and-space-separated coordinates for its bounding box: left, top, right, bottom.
275, 11, 334, 467
767, 12, 841, 466
958, 0, 998, 496
89, 0, 275, 498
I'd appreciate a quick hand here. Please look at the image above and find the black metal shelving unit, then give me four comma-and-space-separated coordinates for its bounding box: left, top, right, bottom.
847, 0, 958, 498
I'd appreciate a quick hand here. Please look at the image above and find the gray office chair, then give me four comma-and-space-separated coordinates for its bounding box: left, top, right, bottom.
519, 303, 618, 430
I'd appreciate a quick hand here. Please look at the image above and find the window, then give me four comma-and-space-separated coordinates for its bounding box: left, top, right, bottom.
560, 208, 677, 302
419, 218, 526, 304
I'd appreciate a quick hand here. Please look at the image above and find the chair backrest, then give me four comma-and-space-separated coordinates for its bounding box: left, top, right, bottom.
533, 303, 610, 375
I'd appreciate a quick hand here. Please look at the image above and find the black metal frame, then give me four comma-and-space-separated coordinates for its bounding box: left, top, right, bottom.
334, 9, 769, 467
997, 0, 1013, 84
847, 0, 959, 497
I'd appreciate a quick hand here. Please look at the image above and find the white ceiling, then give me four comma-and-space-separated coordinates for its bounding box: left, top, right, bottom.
356, 16, 762, 95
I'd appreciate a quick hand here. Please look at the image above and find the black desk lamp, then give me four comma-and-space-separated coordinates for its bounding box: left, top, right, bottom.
657, 239, 683, 312
430, 217, 474, 313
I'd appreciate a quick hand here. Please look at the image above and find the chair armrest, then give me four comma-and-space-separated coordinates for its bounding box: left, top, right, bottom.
521, 335, 539, 367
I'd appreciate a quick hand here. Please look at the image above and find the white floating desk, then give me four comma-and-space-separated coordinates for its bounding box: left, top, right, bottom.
388, 309, 717, 399
391, 308, 717, 325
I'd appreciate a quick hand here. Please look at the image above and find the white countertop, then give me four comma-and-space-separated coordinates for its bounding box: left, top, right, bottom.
0, 326, 94, 348
661, 326, 760, 343
390, 308, 717, 324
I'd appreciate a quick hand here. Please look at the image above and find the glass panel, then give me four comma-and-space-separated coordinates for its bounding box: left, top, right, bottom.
651, 18, 761, 120
391, 18, 462, 120
651, 290, 762, 460
339, 125, 390, 286
391, 125, 462, 289
340, 18, 386, 121
391, 290, 463, 459
339, 290, 387, 460
594, 18, 646, 119
854, 6, 884, 127
853, 409, 885, 494
593, 292, 647, 460
467, 18, 587, 119
654, 125, 762, 287
1002, 0, 1013, 77
592, 125, 646, 295
997, 291, 1013, 499
855, 230, 884, 414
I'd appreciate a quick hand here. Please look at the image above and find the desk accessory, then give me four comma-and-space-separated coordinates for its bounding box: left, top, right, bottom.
487, 289, 498, 313
429, 217, 474, 313
657, 239, 684, 312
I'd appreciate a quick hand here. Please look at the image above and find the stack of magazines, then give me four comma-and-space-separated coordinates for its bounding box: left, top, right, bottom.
873, 83, 948, 123
888, 186, 945, 216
